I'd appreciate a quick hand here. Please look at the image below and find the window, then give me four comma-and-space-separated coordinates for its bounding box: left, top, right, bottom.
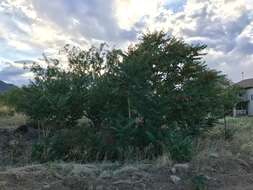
251, 95, 253, 101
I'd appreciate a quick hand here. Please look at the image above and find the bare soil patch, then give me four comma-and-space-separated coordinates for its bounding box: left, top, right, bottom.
1, 120, 253, 190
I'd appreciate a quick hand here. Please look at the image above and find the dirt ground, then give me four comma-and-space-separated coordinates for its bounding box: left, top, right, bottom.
0, 126, 37, 168
0, 158, 253, 190
0, 163, 187, 190
1, 123, 253, 190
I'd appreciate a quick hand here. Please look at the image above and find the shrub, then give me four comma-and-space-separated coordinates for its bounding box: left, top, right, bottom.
166, 130, 193, 162
191, 175, 208, 190
32, 121, 193, 162
17, 31, 237, 162
32, 124, 98, 162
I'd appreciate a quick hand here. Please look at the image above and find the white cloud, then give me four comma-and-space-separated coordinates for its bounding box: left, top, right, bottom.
115, 0, 164, 30
139, 0, 253, 81
0, 0, 253, 85
0, 60, 30, 86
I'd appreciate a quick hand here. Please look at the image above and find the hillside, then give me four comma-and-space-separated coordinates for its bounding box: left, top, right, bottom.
0, 80, 16, 93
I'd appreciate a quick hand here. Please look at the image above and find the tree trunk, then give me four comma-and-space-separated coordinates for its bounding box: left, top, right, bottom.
224, 114, 227, 139
127, 96, 131, 119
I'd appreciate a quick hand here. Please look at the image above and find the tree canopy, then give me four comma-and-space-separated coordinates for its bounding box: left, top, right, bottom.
6, 31, 238, 161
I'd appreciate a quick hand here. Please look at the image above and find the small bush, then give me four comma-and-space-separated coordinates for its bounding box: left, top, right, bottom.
32, 124, 98, 162
166, 131, 193, 162
31, 142, 49, 162
191, 175, 208, 190
32, 122, 194, 163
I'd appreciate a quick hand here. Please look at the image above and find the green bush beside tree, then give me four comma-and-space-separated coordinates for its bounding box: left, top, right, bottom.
5, 31, 238, 162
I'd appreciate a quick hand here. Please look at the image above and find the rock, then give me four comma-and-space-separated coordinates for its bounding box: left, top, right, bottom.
237, 158, 250, 168
43, 184, 51, 189
15, 125, 29, 134
203, 175, 212, 181
14, 125, 38, 140
209, 153, 219, 158
172, 163, 189, 176
170, 175, 181, 184
174, 163, 189, 174
99, 170, 112, 178
113, 166, 139, 176
8, 140, 18, 146
70, 164, 98, 177
171, 167, 176, 174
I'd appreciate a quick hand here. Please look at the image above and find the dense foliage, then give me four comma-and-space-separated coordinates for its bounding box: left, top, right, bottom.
6, 32, 238, 162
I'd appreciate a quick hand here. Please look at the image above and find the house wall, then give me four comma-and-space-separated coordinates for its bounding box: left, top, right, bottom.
246, 88, 253, 115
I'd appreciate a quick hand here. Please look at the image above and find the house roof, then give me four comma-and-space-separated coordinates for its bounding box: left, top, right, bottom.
236, 78, 253, 89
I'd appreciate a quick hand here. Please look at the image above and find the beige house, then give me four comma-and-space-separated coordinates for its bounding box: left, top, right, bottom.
233, 78, 253, 116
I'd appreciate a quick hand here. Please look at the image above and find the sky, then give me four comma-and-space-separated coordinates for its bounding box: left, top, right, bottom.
0, 0, 253, 86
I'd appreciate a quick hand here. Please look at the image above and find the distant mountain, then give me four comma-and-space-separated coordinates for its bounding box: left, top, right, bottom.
0, 80, 17, 93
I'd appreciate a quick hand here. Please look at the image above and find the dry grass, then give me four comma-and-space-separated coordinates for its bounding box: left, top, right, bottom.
192, 116, 253, 174
209, 117, 253, 158
199, 117, 253, 154
0, 113, 27, 129
0, 105, 27, 128
154, 154, 173, 168
226, 117, 253, 157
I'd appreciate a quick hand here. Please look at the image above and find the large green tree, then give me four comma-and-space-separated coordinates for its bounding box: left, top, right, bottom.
12, 31, 238, 161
